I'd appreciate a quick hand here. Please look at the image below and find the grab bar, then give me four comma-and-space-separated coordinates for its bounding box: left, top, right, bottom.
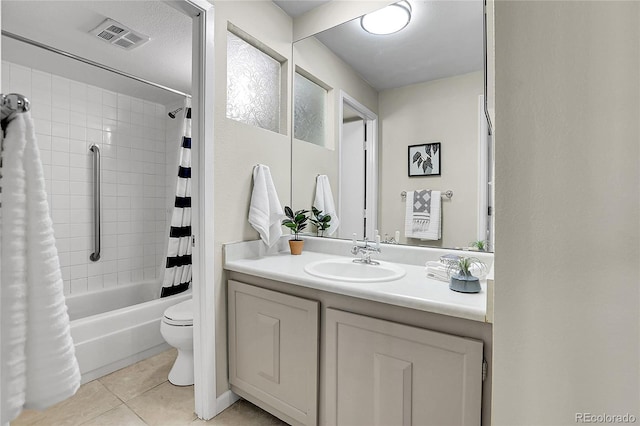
89, 144, 101, 261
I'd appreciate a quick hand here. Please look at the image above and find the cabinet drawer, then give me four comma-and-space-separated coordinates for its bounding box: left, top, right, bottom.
228, 280, 319, 426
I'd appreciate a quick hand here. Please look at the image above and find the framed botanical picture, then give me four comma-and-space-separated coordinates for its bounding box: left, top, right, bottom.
408, 143, 441, 177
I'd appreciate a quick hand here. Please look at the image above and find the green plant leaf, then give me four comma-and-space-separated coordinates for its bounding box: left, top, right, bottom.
284, 206, 293, 219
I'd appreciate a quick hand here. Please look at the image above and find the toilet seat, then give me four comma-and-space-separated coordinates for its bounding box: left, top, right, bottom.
163, 299, 193, 326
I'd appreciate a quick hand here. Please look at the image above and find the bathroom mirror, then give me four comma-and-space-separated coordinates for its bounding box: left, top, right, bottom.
291, 0, 493, 251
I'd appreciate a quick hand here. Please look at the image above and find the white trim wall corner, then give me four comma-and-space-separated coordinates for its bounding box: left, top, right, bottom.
167, 0, 220, 420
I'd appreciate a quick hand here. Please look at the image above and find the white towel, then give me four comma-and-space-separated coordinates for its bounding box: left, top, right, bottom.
425, 261, 450, 282
1, 113, 81, 423
313, 175, 340, 236
404, 190, 441, 240
249, 164, 285, 248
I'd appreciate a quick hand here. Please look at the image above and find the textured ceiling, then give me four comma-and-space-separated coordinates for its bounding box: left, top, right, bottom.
273, 0, 331, 17
311, 0, 483, 91
2, 1, 191, 105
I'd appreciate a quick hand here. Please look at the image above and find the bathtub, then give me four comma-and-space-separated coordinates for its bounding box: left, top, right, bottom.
65, 281, 191, 383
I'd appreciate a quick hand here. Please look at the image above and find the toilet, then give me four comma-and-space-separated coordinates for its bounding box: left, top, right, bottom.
160, 299, 194, 386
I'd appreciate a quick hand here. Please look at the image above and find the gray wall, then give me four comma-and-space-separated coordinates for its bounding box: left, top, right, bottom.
213, 0, 293, 396
378, 71, 483, 248
492, 1, 640, 423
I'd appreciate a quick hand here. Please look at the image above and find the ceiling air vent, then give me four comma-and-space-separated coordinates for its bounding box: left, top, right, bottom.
90, 18, 150, 51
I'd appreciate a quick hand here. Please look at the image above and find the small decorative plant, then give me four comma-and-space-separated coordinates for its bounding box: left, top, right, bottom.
469, 240, 487, 251
310, 206, 332, 237
446, 256, 487, 294
282, 206, 309, 240
282, 206, 308, 255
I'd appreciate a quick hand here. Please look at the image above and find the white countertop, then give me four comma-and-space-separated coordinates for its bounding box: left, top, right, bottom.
224, 243, 489, 323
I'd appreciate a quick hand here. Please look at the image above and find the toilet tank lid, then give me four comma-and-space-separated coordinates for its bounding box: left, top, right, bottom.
164, 299, 193, 322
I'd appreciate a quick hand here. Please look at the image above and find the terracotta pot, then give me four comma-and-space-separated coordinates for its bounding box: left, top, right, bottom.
289, 239, 304, 255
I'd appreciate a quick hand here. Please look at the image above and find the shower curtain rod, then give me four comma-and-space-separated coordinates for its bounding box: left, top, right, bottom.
2, 31, 192, 99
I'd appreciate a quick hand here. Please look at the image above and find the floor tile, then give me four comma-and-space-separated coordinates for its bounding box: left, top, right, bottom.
127, 381, 196, 426
192, 400, 288, 426
99, 349, 177, 402
12, 381, 122, 426
10, 408, 45, 426
81, 404, 146, 425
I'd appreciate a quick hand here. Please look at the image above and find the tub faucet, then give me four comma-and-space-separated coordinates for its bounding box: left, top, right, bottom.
351, 235, 381, 265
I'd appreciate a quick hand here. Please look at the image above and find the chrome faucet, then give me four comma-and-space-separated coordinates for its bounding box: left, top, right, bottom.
351, 234, 381, 265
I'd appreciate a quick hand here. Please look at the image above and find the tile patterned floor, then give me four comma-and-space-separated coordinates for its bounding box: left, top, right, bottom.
11, 349, 288, 426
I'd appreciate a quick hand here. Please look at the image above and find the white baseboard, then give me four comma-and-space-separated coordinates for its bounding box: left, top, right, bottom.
215, 390, 241, 416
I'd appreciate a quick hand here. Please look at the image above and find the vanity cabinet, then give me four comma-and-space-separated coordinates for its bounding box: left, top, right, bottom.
325, 309, 483, 426
227, 277, 488, 426
228, 280, 319, 426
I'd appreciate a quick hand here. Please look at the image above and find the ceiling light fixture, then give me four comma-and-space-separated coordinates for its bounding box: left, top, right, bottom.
361, 1, 412, 35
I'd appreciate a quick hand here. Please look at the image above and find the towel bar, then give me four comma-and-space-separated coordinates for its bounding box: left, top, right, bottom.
401, 190, 453, 200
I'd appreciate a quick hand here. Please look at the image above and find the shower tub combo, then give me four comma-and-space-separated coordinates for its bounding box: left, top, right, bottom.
66, 281, 191, 383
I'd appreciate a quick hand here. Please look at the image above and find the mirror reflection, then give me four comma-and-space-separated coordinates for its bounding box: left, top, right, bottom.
291, 0, 493, 252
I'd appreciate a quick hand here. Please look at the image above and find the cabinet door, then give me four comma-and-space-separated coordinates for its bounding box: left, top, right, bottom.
325, 309, 483, 426
228, 280, 319, 426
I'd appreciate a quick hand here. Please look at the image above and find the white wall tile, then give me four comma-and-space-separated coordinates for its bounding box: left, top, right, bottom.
69, 125, 86, 141
71, 278, 88, 294
52, 108, 70, 124
88, 275, 104, 292
52, 151, 69, 167
10, 63, 32, 98
102, 90, 117, 108
103, 273, 118, 288
37, 134, 52, 151
5, 61, 170, 296
52, 137, 70, 152
52, 122, 69, 138
35, 119, 52, 135
70, 264, 87, 280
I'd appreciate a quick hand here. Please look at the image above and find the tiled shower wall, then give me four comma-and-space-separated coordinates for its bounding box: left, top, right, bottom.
2, 61, 171, 295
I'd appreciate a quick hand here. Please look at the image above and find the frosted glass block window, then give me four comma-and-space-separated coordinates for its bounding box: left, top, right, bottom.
226, 31, 281, 133
294, 72, 327, 147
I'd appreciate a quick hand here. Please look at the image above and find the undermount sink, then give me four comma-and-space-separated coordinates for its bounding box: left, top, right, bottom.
304, 258, 406, 283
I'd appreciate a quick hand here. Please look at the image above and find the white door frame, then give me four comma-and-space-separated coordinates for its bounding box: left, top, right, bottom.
477, 94, 489, 245
166, 0, 217, 420
338, 90, 378, 239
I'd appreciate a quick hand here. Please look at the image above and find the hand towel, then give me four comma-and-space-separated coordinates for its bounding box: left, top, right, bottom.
404, 190, 441, 240
249, 164, 285, 248
313, 175, 340, 236
1, 113, 81, 423
425, 261, 450, 282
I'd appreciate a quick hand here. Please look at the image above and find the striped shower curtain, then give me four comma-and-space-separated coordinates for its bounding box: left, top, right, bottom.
161, 107, 192, 297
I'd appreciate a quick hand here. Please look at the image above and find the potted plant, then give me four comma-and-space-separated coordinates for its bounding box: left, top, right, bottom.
282, 206, 309, 255
446, 257, 487, 293
469, 240, 488, 251
310, 206, 332, 237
